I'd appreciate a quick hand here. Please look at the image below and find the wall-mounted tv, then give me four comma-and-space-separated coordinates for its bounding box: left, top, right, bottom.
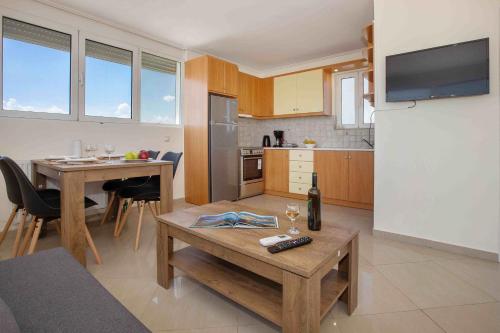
386, 38, 489, 102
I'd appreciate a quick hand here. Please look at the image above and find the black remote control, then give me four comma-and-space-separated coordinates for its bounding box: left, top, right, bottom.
267, 236, 313, 254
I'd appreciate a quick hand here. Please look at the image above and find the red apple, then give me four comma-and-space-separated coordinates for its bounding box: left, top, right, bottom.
138, 150, 149, 160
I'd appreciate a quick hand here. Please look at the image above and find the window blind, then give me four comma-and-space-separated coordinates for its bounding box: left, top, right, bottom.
2, 17, 70, 52
142, 52, 177, 74
85, 39, 132, 66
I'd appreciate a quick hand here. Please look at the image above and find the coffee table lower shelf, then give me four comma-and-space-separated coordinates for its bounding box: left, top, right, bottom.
169, 246, 348, 327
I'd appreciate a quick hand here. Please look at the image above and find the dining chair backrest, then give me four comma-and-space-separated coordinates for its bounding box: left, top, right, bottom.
147, 151, 160, 160
0, 156, 23, 207
160, 152, 183, 178
3, 157, 59, 218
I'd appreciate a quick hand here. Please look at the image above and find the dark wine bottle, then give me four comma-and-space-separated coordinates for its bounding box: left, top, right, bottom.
307, 172, 321, 231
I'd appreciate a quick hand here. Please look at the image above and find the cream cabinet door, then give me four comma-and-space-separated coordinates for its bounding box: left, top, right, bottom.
296, 69, 324, 113
274, 74, 297, 115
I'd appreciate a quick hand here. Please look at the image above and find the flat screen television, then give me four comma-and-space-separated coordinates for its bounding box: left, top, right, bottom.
386, 38, 489, 102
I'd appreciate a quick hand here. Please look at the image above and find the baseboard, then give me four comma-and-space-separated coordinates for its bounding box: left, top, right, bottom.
264, 191, 373, 210
373, 229, 499, 262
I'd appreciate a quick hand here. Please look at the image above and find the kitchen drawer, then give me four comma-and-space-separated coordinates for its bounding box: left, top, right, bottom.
289, 171, 312, 185
289, 160, 314, 173
289, 150, 314, 162
289, 182, 309, 195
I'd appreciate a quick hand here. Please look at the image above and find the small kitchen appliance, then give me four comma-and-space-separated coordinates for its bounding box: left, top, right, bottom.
262, 135, 271, 147
273, 130, 284, 147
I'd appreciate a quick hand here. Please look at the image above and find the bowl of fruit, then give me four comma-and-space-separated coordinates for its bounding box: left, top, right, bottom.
303, 138, 317, 149
123, 150, 151, 162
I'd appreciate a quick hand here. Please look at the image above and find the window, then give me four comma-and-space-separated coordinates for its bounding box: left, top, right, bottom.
140, 52, 179, 124
83, 39, 133, 119
2, 17, 72, 117
335, 70, 374, 128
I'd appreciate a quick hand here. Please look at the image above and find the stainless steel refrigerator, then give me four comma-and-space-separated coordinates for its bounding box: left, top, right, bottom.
209, 94, 239, 202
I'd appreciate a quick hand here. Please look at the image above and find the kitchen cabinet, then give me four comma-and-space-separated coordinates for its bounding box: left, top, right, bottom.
289, 149, 314, 195
274, 69, 331, 116
314, 150, 373, 207
255, 77, 274, 117
238, 72, 257, 115
207, 56, 238, 97
314, 151, 349, 201
264, 149, 289, 193
347, 151, 374, 204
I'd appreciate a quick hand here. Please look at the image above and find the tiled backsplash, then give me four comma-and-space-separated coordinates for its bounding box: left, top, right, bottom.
238, 115, 375, 148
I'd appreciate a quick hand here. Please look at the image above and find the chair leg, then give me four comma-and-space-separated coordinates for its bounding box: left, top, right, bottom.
116, 199, 133, 237
113, 198, 126, 236
134, 201, 145, 251
27, 219, 43, 255
19, 217, 36, 256
11, 209, 27, 257
84, 225, 102, 265
54, 220, 61, 235
147, 202, 157, 217
100, 192, 116, 225
0, 206, 17, 246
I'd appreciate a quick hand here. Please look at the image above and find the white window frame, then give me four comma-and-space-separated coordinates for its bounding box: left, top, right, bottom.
78, 32, 139, 124
334, 69, 374, 129
138, 48, 182, 126
0, 9, 78, 121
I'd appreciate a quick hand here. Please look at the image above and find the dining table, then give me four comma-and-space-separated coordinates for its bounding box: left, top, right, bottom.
31, 159, 174, 267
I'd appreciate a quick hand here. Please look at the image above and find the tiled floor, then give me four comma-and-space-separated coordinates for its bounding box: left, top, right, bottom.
1, 194, 499, 333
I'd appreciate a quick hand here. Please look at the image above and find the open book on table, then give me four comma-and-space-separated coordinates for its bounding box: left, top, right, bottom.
191, 212, 278, 229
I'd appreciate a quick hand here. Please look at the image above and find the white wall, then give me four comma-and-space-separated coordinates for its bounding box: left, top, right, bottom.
374, 0, 500, 257
0, 0, 186, 223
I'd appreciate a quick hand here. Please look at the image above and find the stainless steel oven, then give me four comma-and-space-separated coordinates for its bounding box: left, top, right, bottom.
239, 147, 264, 199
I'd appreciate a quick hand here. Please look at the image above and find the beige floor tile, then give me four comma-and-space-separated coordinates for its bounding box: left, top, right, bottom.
360, 234, 431, 265
424, 302, 500, 333
155, 327, 237, 333
353, 264, 417, 315
331, 310, 444, 333
238, 322, 281, 333
377, 261, 495, 308
436, 258, 500, 300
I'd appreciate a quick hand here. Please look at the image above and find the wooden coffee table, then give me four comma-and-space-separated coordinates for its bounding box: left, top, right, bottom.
156, 201, 359, 333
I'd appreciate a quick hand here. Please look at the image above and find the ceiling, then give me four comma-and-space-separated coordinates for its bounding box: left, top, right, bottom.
46, 0, 373, 71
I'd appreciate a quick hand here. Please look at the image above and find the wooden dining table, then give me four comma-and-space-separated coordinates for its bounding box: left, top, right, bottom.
31, 159, 174, 267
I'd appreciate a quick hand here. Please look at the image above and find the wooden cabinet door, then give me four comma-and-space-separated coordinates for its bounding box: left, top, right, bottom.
348, 151, 374, 204
264, 149, 289, 193
273, 74, 297, 115
314, 151, 349, 201
256, 77, 274, 117
224, 62, 239, 96
238, 72, 250, 115
296, 69, 324, 114
207, 56, 225, 94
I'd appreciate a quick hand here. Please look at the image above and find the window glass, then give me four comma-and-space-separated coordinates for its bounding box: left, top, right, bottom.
2, 17, 71, 114
363, 75, 375, 124
140, 52, 178, 124
341, 77, 356, 125
84, 39, 132, 119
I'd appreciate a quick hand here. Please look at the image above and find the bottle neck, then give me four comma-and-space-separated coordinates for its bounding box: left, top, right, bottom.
312, 173, 317, 187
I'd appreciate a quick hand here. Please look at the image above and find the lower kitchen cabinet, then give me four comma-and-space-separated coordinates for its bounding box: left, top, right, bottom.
347, 151, 374, 204
264, 149, 289, 193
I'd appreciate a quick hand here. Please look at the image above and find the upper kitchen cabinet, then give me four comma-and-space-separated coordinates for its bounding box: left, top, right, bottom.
207, 56, 238, 97
274, 69, 332, 117
256, 77, 274, 117
238, 72, 257, 115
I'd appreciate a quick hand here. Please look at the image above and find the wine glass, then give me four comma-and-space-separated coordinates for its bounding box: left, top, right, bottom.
286, 203, 300, 235
104, 144, 115, 160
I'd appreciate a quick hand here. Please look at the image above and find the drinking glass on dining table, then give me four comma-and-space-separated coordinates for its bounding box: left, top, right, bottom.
84, 144, 98, 157
104, 144, 115, 160
286, 203, 300, 235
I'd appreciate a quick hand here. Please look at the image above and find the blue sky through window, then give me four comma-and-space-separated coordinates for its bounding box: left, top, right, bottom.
141, 67, 177, 124
2, 38, 70, 114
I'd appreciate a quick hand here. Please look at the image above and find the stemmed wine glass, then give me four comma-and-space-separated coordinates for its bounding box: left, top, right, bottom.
85, 144, 97, 157
104, 144, 115, 160
286, 203, 300, 235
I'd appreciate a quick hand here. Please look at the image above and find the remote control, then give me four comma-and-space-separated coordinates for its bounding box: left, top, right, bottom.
267, 236, 313, 254
259, 234, 292, 247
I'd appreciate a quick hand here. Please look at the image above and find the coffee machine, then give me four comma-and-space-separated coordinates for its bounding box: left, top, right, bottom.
273, 130, 284, 147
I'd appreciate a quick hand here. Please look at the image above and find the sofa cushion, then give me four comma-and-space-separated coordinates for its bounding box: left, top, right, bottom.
0, 296, 20, 333
0, 248, 150, 333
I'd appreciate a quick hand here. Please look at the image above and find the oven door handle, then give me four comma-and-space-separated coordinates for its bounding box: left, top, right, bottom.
243, 157, 262, 160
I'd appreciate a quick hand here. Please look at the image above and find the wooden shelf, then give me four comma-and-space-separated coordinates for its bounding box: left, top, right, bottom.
170, 246, 349, 327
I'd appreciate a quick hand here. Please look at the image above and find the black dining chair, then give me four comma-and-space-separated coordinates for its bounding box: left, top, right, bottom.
115, 152, 183, 250
3, 157, 102, 263
0, 156, 59, 256
99, 150, 160, 233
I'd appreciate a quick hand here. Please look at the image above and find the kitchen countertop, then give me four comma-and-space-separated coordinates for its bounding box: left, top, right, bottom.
263, 147, 374, 152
